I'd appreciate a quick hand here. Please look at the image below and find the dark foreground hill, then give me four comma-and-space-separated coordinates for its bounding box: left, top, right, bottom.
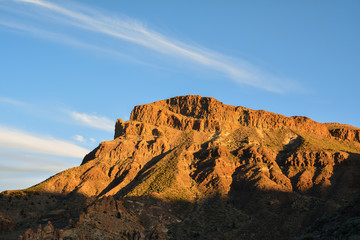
1, 95, 360, 239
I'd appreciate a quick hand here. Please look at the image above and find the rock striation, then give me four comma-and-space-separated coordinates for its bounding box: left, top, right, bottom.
127, 95, 330, 137
1, 95, 360, 240
326, 122, 360, 143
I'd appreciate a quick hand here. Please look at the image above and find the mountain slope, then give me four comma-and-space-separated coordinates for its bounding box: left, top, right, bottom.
1, 95, 360, 240
26, 95, 360, 199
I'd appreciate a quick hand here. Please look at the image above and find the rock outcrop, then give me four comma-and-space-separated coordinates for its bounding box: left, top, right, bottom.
1, 95, 360, 240
0, 211, 15, 232
19, 222, 59, 240
326, 122, 360, 143
128, 95, 330, 137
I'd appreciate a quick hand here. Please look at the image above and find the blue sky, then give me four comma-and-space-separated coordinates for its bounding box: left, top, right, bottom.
0, 0, 359, 191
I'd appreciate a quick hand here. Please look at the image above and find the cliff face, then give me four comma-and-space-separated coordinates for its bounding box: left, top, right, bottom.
127, 95, 330, 137
1, 95, 360, 240
326, 122, 360, 143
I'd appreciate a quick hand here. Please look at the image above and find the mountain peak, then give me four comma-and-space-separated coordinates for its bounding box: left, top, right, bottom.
2, 96, 360, 240
34, 95, 360, 198
116, 95, 330, 138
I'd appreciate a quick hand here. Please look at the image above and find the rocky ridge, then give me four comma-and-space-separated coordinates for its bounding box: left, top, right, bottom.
1, 95, 360, 240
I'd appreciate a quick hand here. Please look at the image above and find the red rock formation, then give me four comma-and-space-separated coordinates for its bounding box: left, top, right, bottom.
129, 95, 330, 136
326, 122, 360, 143
19, 95, 360, 199
2, 95, 360, 240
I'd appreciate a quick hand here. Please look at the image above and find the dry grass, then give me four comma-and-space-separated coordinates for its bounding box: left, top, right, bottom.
127, 131, 195, 199
324, 122, 360, 130
297, 131, 360, 153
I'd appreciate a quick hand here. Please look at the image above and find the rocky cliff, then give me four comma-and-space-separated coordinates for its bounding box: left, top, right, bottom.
1, 95, 360, 240
128, 95, 330, 136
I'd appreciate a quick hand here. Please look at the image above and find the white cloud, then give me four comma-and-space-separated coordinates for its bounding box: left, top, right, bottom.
72, 135, 97, 146
0, 144, 80, 191
0, 165, 70, 174
0, 96, 28, 106
68, 111, 114, 132
73, 134, 85, 143
0, 20, 149, 66
0, 148, 78, 167
0, 125, 89, 158
4, 0, 305, 93
0, 176, 49, 191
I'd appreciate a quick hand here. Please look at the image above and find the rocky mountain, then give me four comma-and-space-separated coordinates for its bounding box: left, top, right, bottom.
1, 95, 360, 239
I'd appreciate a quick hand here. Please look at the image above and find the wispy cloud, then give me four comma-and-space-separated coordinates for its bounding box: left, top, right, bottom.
0, 125, 89, 158
0, 95, 113, 134
0, 149, 77, 191
2, 0, 304, 93
0, 141, 80, 191
0, 20, 151, 66
72, 134, 96, 145
0, 96, 28, 106
73, 134, 85, 143
0, 176, 50, 191
0, 148, 78, 167
0, 165, 71, 174
68, 111, 114, 132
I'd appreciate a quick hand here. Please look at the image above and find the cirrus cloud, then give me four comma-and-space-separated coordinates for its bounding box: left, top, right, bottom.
68, 111, 114, 132
0, 125, 89, 158
1, 0, 306, 93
